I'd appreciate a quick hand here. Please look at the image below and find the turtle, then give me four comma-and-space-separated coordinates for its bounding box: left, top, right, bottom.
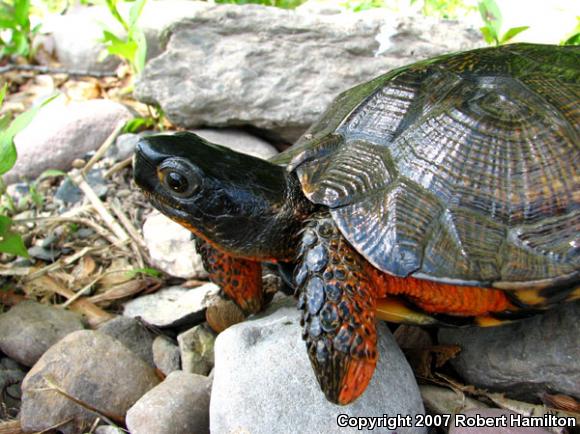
133, 43, 580, 405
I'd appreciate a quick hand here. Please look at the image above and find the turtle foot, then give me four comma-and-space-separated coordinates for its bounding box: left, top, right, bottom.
296, 214, 378, 404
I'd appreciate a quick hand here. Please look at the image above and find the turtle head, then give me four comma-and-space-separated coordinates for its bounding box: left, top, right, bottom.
134, 132, 311, 260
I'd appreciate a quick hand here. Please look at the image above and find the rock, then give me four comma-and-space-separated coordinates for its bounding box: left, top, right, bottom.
152, 336, 181, 375
394, 325, 433, 349
449, 409, 551, 434
0, 357, 26, 415
45, 1, 211, 73
439, 302, 580, 400
95, 426, 125, 434
211, 304, 425, 434
142, 211, 208, 279
135, 5, 481, 141
205, 294, 246, 333
98, 316, 155, 366
0, 301, 84, 367
20, 330, 160, 434
123, 283, 219, 328
178, 324, 216, 376
126, 371, 211, 434
107, 133, 141, 162
192, 129, 277, 160
420, 385, 487, 416
9, 99, 133, 184
54, 168, 108, 205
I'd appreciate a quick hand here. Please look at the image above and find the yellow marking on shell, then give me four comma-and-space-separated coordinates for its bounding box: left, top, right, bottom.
375, 298, 437, 325
512, 288, 548, 307
476, 316, 510, 327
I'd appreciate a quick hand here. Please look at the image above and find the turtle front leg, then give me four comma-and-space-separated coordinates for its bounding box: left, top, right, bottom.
296, 215, 378, 405
196, 237, 264, 315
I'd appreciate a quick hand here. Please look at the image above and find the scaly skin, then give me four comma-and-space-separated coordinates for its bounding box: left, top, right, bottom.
196, 236, 264, 315
296, 215, 378, 404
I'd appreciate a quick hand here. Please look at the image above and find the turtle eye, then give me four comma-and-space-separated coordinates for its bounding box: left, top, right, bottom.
159, 158, 201, 198
165, 171, 189, 193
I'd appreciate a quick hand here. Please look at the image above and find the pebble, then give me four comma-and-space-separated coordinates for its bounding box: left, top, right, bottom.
126, 371, 211, 434
123, 283, 219, 328
20, 330, 160, 434
0, 301, 84, 367
178, 324, 216, 376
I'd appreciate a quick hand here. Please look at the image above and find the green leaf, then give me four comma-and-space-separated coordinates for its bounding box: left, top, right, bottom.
106, 39, 137, 61
499, 26, 529, 44
478, 0, 502, 39
129, 0, 146, 28
132, 28, 147, 74
13, 0, 30, 28
0, 83, 6, 106
0, 114, 11, 131
102, 30, 124, 45
105, 0, 129, 31
563, 32, 580, 45
479, 26, 497, 45
0, 139, 16, 175
126, 267, 162, 278
36, 169, 67, 182
123, 117, 153, 133
0, 215, 29, 257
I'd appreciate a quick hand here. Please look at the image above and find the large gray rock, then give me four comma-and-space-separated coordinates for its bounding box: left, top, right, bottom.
211, 303, 425, 434
0, 301, 84, 367
123, 283, 219, 328
9, 98, 133, 184
126, 371, 211, 434
142, 211, 208, 279
439, 302, 580, 400
135, 4, 481, 141
20, 330, 160, 434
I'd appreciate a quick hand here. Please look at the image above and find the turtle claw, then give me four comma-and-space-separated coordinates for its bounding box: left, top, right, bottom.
297, 214, 379, 404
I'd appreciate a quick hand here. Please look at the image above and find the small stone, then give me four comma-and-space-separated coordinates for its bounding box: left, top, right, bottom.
0, 301, 84, 367
439, 302, 580, 400
55, 168, 108, 205
94, 427, 124, 434
8, 99, 133, 184
152, 336, 181, 375
205, 295, 246, 333
71, 158, 86, 169
20, 330, 160, 434
98, 316, 155, 367
28, 245, 60, 262
0, 357, 26, 415
192, 128, 278, 160
178, 324, 216, 376
123, 283, 219, 328
142, 212, 208, 279
126, 371, 211, 434
107, 133, 141, 162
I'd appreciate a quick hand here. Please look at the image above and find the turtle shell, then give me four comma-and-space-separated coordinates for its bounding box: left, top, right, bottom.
274, 43, 580, 291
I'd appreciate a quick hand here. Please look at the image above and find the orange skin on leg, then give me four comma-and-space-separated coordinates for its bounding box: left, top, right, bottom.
368, 266, 512, 316
196, 238, 264, 315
